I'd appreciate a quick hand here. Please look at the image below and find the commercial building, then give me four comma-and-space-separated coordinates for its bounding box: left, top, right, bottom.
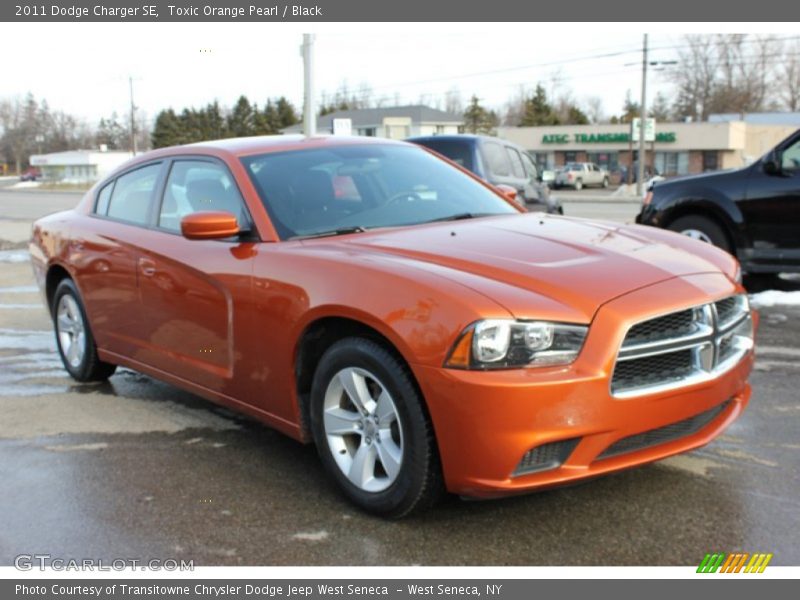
29, 149, 133, 184
282, 105, 463, 139
498, 121, 797, 181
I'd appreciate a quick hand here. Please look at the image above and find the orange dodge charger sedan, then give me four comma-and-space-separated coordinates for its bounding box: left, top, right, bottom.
30, 136, 756, 517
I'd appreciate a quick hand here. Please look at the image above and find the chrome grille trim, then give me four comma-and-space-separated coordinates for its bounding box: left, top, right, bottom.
611, 295, 753, 398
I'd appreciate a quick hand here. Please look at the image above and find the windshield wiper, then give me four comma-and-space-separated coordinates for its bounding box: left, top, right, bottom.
290, 226, 368, 240
423, 212, 490, 224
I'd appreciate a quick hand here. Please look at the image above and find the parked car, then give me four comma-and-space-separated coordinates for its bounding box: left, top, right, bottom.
31, 135, 755, 517
20, 167, 42, 181
637, 129, 800, 274
554, 162, 609, 190
408, 134, 562, 214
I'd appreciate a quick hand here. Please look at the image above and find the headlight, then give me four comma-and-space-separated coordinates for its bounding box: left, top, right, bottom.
732, 262, 743, 284
445, 319, 588, 369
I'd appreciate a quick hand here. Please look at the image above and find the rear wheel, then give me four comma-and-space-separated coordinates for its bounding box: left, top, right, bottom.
309, 337, 443, 518
667, 215, 732, 253
574, 179, 583, 190
53, 279, 116, 382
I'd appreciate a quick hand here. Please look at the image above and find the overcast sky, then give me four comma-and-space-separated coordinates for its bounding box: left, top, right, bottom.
0, 23, 790, 126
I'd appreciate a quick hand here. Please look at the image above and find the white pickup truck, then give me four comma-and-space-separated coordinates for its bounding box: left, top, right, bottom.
554, 162, 609, 190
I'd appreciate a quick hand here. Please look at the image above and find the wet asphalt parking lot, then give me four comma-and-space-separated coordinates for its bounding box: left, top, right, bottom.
0, 183, 798, 566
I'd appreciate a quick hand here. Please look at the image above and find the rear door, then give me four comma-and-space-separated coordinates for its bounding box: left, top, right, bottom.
134, 157, 258, 395
76, 162, 165, 359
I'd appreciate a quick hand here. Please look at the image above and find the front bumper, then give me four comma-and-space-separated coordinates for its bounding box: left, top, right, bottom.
414, 273, 755, 498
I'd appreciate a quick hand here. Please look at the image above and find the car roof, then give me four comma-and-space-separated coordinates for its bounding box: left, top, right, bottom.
130, 134, 411, 163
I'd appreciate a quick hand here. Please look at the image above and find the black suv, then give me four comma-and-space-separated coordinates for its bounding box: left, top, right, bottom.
637, 129, 800, 273
408, 134, 562, 214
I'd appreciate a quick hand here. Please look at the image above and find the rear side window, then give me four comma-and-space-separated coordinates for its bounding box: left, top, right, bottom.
95, 182, 114, 215
105, 164, 161, 225
505, 147, 526, 178
483, 142, 511, 177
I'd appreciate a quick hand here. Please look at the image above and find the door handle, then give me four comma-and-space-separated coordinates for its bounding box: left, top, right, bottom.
138, 257, 156, 277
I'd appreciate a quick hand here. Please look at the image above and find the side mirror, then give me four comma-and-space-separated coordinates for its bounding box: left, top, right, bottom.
763, 149, 782, 175
495, 184, 518, 203
180, 211, 240, 240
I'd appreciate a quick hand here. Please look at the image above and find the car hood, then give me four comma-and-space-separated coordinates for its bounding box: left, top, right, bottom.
337, 213, 733, 322
654, 167, 738, 189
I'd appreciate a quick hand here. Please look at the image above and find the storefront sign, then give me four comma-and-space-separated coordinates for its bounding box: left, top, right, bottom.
542, 132, 676, 144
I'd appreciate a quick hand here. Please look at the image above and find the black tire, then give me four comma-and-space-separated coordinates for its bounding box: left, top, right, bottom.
52, 278, 117, 382
309, 337, 443, 518
574, 179, 583, 190
667, 215, 732, 254
602, 177, 609, 188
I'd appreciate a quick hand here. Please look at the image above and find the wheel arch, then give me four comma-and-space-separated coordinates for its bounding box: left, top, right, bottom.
45, 262, 74, 315
660, 197, 745, 254
293, 313, 428, 440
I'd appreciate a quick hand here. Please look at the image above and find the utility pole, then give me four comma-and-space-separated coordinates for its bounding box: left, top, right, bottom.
301, 34, 316, 137
129, 75, 137, 155
636, 33, 648, 196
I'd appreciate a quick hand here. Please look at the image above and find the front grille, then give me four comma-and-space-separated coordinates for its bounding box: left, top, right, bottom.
715, 296, 739, 328
512, 438, 580, 477
597, 400, 731, 460
611, 349, 695, 394
612, 295, 752, 397
624, 308, 697, 346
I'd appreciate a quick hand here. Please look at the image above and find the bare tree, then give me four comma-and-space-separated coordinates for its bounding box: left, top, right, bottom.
444, 86, 463, 115
670, 35, 717, 121
671, 34, 782, 120
780, 42, 800, 111
585, 96, 605, 124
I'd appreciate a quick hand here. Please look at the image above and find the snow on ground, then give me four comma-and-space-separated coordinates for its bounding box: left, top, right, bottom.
750, 290, 800, 308
0, 250, 29, 263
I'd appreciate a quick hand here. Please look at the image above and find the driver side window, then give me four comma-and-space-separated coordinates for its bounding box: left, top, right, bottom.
782, 140, 800, 172
159, 160, 249, 232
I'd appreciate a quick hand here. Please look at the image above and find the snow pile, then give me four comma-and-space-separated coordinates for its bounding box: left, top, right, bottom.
749, 290, 800, 308
9, 181, 40, 189
0, 250, 29, 263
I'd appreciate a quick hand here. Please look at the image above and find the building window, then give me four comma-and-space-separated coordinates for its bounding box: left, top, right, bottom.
587, 152, 619, 172
435, 125, 445, 134
564, 151, 578, 163
358, 127, 376, 137
385, 125, 409, 140
702, 151, 719, 172
654, 152, 690, 176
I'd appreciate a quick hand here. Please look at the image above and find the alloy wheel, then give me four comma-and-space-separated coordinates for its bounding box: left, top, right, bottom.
56, 294, 86, 368
322, 367, 404, 493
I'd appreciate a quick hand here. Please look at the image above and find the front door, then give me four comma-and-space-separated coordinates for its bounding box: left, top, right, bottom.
741, 134, 800, 266
135, 158, 257, 396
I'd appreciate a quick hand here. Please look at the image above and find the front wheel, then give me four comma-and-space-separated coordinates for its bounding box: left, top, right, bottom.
52, 279, 117, 382
667, 214, 732, 254
309, 337, 443, 518
602, 177, 609, 188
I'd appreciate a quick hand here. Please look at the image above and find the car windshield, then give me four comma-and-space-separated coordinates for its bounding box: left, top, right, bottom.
562, 163, 581, 171
241, 143, 518, 239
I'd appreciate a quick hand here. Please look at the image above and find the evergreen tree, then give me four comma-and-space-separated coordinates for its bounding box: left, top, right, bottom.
519, 85, 560, 126
151, 109, 182, 148
463, 95, 498, 135
227, 95, 255, 138
276, 97, 299, 127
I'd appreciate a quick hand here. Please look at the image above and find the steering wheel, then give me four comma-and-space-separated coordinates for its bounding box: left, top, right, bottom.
385, 191, 423, 206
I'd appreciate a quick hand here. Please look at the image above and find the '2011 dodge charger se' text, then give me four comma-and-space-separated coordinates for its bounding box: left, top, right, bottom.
30, 135, 756, 517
